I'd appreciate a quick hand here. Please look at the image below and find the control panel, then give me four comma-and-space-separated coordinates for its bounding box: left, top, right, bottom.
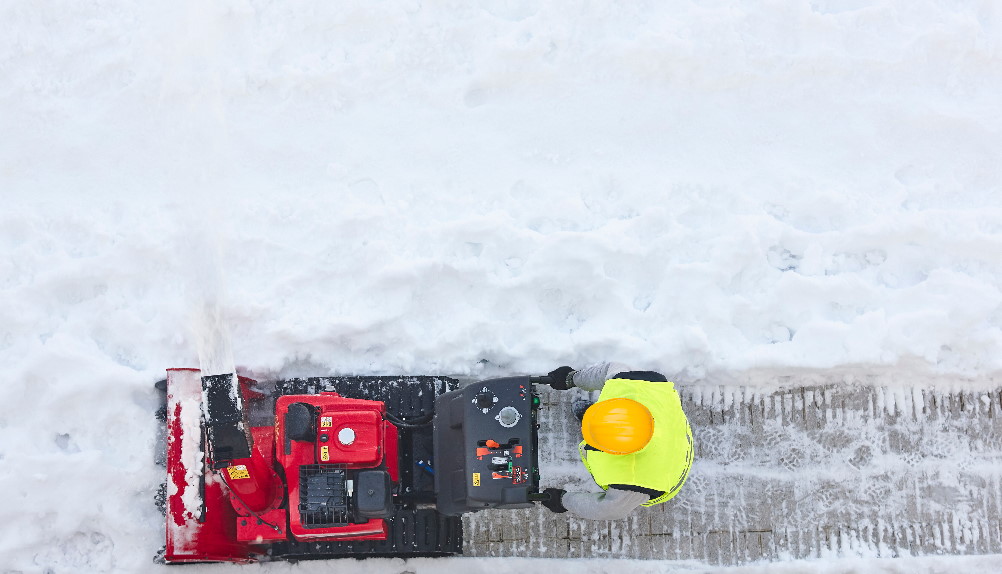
433, 377, 540, 516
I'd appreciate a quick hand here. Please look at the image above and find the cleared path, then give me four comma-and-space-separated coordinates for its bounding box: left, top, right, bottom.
463, 375, 1002, 565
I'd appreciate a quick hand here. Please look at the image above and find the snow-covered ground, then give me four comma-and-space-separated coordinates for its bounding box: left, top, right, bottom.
1, 0, 1000, 572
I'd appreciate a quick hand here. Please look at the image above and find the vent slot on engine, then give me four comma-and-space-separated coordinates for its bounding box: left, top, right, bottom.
299, 465, 351, 528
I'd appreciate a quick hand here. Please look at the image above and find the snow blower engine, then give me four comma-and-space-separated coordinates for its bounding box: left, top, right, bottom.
158, 369, 546, 563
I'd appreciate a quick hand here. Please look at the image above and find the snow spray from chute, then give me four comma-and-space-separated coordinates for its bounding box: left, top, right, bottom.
182, 206, 237, 379
192, 298, 235, 379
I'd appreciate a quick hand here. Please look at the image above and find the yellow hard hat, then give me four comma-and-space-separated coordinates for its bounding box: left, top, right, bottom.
581, 398, 654, 455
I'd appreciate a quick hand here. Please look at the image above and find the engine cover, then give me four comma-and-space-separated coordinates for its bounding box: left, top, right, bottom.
275, 393, 398, 541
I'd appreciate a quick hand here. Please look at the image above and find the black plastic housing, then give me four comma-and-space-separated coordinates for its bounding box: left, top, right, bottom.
285, 402, 316, 442
433, 376, 540, 516
201, 373, 251, 467
355, 470, 393, 519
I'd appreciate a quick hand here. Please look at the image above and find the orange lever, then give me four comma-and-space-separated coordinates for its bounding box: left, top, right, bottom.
485, 439, 500, 448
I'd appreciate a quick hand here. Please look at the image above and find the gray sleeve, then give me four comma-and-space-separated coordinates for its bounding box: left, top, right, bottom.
562, 488, 650, 520
569, 362, 633, 392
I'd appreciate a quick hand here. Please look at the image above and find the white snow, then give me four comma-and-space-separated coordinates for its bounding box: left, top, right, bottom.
1, 0, 1001, 572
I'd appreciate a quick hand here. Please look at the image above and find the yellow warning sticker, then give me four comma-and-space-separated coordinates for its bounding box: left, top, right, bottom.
472, 473, 481, 487
320, 416, 333, 428
227, 465, 250, 480
320, 445, 330, 462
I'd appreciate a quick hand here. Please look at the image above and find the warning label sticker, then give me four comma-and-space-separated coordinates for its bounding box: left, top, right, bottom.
472, 473, 481, 487
320, 445, 330, 462
227, 465, 251, 480
320, 416, 333, 428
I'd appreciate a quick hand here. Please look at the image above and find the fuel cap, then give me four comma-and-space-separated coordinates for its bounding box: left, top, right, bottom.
338, 427, 356, 445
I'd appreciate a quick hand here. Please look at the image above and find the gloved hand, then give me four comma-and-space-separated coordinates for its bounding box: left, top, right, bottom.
540, 488, 568, 513
547, 366, 575, 390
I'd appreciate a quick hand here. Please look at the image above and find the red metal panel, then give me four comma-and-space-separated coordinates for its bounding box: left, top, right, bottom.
275, 393, 388, 471
317, 408, 382, 466
292, 519, 387, 541
223, 426, 284, 519
236, 509, 288, 543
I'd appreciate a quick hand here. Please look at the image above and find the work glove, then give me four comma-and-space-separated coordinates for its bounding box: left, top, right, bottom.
547, 366, 576, 390
571, 399, 593, 421
540, 488, 568, 513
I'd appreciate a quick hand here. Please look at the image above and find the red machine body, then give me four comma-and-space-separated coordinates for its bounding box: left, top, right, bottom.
163, 368, 401, 563
275, 393, 398, 542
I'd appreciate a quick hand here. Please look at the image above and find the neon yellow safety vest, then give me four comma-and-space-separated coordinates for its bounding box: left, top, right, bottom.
578, 378, 694, 506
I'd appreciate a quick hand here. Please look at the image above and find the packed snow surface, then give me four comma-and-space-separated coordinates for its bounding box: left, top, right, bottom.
1, 0, 1001, 572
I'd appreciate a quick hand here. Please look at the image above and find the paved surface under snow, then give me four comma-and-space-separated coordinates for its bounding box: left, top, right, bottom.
464, 378, 1002, 565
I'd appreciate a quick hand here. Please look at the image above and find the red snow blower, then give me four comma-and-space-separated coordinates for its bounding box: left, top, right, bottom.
156, 368, 545, 563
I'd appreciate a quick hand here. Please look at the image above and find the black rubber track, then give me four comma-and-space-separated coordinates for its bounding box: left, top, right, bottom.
270, 507, 463, 560
275, 375, 457, 420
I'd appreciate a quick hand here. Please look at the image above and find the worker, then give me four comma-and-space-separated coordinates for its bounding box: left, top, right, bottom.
538, 362, 694, 520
